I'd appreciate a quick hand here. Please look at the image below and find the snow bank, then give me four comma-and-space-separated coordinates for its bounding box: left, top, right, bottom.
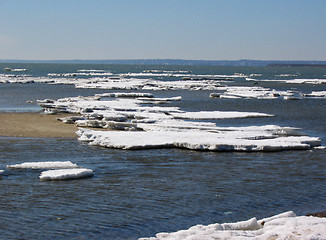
39, 168, 94, 181
7, 161, 78, 169
139, 211, 326, 240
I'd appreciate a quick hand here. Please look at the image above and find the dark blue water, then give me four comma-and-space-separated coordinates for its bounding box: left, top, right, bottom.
0, 64, 326, 239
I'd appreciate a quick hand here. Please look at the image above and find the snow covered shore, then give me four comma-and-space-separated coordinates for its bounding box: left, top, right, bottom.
139, 211, 326, 240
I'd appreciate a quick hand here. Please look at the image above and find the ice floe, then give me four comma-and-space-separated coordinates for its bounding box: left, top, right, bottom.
39, 168, 94, 181
4, 68, 27, 72
210, 86, 295, 100
139, 211, 326, 240
7, 161, 79, 169
76, 127, 320, 151
246, 78, 326, 85
36, 91, 322, 152
302, 91, 326, 98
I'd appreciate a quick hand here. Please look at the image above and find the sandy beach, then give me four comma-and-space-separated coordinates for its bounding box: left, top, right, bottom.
0, 112, 78, 138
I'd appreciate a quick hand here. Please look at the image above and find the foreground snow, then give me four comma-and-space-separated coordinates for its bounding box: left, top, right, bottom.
7, 161, 78, 169
39, 168, 94, 181
139, 211, 326, 240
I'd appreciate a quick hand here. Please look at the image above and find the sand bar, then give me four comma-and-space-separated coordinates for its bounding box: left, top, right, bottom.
0, 112, 78, 138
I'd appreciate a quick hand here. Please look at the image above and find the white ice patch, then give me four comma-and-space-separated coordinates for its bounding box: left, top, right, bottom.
95, 92, 154, 98
247, 78, 326, 85
139, 211, 326, 240
210, 86, 295, 100
172, 111, 273, 119
7, 161, 78, 169
303, 91, 326, 98
39, 168, 94, 181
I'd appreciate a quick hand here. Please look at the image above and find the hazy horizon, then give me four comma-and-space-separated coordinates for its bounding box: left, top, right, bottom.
1, 0, 326, 61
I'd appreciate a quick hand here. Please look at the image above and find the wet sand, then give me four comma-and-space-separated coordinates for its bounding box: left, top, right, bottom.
0, 112, 79, 138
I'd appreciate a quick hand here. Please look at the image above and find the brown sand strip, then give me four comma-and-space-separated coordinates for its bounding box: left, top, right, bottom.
0, 112, 79, 138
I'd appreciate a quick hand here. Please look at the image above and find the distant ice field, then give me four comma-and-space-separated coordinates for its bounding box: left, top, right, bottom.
0, 63, 325, 239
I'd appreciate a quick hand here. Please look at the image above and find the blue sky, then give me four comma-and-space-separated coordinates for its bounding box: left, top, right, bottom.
1, 0, 326, 60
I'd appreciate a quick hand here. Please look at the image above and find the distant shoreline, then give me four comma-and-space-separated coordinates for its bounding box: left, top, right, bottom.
1, 59, 326, 67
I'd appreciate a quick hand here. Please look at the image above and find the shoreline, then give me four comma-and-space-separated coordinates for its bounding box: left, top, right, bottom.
0, 112, 78, 138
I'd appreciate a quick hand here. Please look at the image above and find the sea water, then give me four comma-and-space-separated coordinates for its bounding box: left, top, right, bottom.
0, 63, 325, 239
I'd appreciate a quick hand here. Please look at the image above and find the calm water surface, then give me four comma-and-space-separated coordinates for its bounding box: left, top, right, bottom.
0, 64, 325, 239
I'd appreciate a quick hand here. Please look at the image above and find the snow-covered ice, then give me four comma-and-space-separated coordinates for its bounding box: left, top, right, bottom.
139, 211, 326, 240
303, 91, 326, 98
36, 91, 322, 152
39, 168, 94, 181
76, 127, 320, 151
7, 161, 78, 169
246, 78, 326, 85
210, 86, 296, 100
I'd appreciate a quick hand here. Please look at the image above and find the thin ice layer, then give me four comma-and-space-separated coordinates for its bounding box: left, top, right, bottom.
7, 161, 78, 169
139, 211, 326, 240
172, 111, 273, 119
39, 168, 94, 181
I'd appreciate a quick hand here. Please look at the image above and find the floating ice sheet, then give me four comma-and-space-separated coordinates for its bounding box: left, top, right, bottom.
246, 78, 326, 85
139, 211, 326, 240
210, 86, 294, 100
76, 127, 320, 151
7, 161, 78, 169
39, 168, 94, 181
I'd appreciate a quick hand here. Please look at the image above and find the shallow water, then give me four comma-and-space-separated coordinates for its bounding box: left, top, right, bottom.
0, 64, 325, 239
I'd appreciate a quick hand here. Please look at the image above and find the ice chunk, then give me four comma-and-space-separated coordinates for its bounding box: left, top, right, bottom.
7, 161, 78, 169
221, 217, 261, 231
39, 168, 94, 181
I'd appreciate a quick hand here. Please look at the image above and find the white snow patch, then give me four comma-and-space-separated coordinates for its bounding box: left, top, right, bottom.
7, 161, 78, 169
39, 168, 94, 181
